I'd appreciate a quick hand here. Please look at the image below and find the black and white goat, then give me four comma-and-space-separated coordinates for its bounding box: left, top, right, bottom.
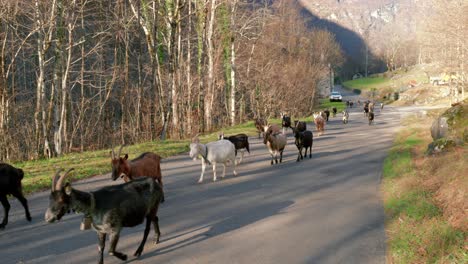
281, 113, 292, 134
342, 110, 349, 124
218, 133, 250, 164
0, 163, 31, 229
45, 169, 163, 264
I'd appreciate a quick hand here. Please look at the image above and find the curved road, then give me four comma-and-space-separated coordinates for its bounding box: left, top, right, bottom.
0, 88, 398, 264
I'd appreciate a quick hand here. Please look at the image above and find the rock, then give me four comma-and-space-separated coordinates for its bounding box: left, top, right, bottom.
431, 116, 449, 140
427, 99, 468, 154
427, 138, 456, 154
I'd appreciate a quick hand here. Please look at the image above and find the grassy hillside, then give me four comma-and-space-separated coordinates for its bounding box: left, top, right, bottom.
343, 66, 429, 94
383, 113, 467, 263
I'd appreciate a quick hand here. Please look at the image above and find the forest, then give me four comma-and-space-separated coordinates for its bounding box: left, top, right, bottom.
0, 0, 343, 161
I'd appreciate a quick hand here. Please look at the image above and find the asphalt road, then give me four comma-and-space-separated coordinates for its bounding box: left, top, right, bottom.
0, 88, 399, 264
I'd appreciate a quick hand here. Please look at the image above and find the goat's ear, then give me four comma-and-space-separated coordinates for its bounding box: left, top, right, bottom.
124, 154, 128, 160
64, 183, 72, 195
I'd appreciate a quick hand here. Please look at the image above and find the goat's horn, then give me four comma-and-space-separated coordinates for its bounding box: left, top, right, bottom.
192, 134, 200, 143
56, 168, 75, 191
52, 168, 64, 191
117, 145, 125, 157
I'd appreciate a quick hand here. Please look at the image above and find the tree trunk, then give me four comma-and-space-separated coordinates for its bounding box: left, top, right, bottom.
204, 0, 216, 131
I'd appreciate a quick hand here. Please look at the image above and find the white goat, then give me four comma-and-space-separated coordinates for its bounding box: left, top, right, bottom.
189, 135, 237, 183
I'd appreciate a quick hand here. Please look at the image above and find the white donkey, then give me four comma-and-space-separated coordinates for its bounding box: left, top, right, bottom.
189, 135, 237, 183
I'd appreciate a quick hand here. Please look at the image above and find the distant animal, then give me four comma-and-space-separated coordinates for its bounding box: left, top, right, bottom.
110, 145, 164, 202
313, 113, 325, 136
357, 100, 361, 106
369, 102, 375, 112
218, 133, 250, 164
45, 169, 163, 264
342, 110, 349, 124
293, 128, 313, 162
368, 111, 375, 125
189, 135, 237, 183
364, 105, 369, 117
320, 111, 327, 121
263, 125, 287, 165
254, 118, 268, 138
0, 163, 31, 229
380, 102, 384, 111
281, 113, 292, 133
332, 107, 337, 117
323, 109, 330, 122
350, 101, 354, 108
294, 120, 307, 132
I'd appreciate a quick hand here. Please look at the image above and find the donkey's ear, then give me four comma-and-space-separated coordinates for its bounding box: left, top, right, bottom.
124, 154, 128, 160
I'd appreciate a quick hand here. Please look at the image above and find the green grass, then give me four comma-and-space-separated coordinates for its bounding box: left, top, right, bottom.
383, 133, 423, 180
343, 77, 389, 91
317, 99, 346, 112
390, 219, 466, 263
383, 127, 467, 263
13, 121, 263, 194
14, 115, 317, 195
386, 190, 441, 221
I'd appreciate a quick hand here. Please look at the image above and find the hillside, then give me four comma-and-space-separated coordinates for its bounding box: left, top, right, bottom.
298, 0, 418, 73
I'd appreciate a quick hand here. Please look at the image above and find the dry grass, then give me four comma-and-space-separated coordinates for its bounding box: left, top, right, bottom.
383, 114, 467, 263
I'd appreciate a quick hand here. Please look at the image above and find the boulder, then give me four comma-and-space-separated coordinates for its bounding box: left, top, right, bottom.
428, 100, 467, 153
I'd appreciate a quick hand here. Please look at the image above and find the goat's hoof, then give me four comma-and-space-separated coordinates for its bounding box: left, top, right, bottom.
197, 180, 203, 184
27, 215, 32, 222
110, 252, 127, 261
0, 225, 5, 230
134, 250, 142, 257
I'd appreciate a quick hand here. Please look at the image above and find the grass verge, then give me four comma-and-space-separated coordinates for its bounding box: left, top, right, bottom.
383, 116, 467, 263
14, 115, 318, 195
343, 77, 389, 91
318, 99, 346, 112
14, 121, 263, 195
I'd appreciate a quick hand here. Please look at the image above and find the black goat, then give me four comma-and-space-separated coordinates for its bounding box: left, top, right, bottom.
0, 163, 31, 229
45, 169, 163, 264
293, 129, 313, 162
364, 105, 369, 117
281, 114, 291, 133
332, 107, 337, 117
323, 109, 330, 122
219, 133, 250, 164
294, 120, 307, 132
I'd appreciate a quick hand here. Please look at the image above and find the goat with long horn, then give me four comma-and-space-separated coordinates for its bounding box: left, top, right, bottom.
45, 169, 163, 264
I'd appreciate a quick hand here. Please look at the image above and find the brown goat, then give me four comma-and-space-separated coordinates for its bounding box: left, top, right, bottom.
110, 145, 164, 202
314, 115, 325, 136
254, 118, 268, 138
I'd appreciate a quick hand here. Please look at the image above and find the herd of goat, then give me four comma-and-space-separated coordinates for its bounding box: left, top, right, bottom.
0, 98, 382, 263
